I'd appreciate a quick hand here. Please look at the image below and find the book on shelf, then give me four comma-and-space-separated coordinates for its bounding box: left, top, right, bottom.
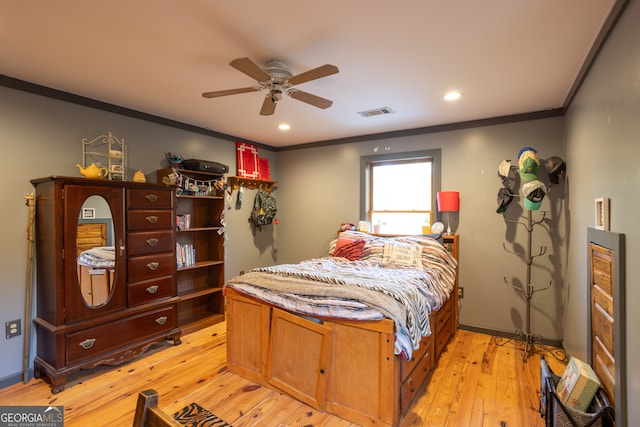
176, 214, 191, 230
176, 243, 196, 268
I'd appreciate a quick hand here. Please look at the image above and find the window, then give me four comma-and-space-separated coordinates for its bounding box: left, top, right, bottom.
360, 149, 441, 235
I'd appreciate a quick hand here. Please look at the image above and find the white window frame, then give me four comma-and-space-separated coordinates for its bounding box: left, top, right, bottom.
360, 149, 441, 235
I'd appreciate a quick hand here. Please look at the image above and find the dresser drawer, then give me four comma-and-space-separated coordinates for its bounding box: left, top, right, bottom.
127, 188, 174, 209
66, 305, 177, 364
127, 210, 174, 231
128, 253, 175, 283
128, 230, 175, 256
128, 276, 175, 307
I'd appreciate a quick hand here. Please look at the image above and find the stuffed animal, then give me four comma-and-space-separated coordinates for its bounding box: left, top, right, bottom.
165, 152, 183, 168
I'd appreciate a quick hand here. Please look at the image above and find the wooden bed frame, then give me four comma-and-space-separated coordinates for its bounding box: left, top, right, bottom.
225, 282, 457, 427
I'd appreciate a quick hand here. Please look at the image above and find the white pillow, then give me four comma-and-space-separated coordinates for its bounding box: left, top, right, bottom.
381, 241, 423, 269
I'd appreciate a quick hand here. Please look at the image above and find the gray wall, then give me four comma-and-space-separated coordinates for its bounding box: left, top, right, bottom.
564, 0, 640, 423
0, 85, 276, 383
2, 3, 639, 420
275, 118, 567, 343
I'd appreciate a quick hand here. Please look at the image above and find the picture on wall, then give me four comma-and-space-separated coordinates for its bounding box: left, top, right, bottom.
258, 158, 270, 180
236, 142, 259, 178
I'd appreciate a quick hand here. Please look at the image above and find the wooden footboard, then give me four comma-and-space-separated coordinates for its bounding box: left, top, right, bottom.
225, 287, 456, 427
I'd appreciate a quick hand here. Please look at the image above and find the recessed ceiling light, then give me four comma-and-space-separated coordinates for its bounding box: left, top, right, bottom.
444, 91, 462, 101
278, 123, 290, 131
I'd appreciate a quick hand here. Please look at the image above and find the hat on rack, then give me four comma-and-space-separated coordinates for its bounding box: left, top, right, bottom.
498, 160, 515, 187
544, 156, 566, 184
522, 180, 546, 211
518, 148, 540, 182
496, 187, 514, 214
517, 146, 537, 159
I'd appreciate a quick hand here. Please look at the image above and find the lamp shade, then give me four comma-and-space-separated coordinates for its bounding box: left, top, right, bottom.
437, 191, 459, 212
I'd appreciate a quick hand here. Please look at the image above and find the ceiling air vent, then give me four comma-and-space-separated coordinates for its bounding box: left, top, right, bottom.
357, 107, 394, 118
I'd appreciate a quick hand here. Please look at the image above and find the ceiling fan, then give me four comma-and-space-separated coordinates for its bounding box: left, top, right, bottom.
202, 57, 339, 116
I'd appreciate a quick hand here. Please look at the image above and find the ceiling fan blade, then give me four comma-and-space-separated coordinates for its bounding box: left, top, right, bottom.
202, 87, 260, 98
260, 93, 277, 116
288, 89, 333, 109
288, 64, 339, 85
230, 57, 272, 82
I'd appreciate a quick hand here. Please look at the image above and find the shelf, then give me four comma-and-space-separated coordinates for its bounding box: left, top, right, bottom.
177, 260, 223, 271
228, 176, 277, 193
178, 287, 223, 301
177, 227, 223, 232
177, 194, 224, 200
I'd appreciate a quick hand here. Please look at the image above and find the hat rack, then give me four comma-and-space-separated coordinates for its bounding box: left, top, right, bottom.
494, 149, 567, 362
495, 209, 566, 362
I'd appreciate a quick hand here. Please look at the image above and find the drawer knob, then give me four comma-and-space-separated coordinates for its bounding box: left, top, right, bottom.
146, 238, 159, 246
156, 316, 168, 325
146, 285, 159, 294
79, 338, 96, 349
146, 215, 159, 224
147, 262, 160, 270
145, 194, 158, 202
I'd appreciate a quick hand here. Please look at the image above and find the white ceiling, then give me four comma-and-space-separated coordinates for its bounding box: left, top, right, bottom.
0, 1, 619, 148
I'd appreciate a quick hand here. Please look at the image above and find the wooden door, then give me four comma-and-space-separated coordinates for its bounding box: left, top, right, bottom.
268, 308, 333, 410
590, 243, 616, 406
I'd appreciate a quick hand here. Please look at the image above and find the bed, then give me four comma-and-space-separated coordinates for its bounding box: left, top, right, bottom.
224, 231, 458, 427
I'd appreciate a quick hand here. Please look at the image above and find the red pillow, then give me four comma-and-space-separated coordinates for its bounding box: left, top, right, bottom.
333, 238, 365, 261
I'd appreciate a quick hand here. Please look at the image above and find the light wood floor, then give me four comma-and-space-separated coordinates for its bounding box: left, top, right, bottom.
0, 322, 566, 426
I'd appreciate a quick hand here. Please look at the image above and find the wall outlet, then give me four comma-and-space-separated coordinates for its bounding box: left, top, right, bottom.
239, 270, 245, 275
458, 287, 464, 299
5, 319, 21, 339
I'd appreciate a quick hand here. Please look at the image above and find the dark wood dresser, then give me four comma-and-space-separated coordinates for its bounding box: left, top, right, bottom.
31, 176, 182, 393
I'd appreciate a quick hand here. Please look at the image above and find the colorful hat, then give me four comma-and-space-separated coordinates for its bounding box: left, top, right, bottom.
496, 187, 514, 214
518, 148, 539, 182
522, 180, 546, 211
544, 156, 566, 184
498, 160, 514, 187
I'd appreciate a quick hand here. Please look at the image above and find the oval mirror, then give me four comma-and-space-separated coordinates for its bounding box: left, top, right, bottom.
76, 195, 115, 307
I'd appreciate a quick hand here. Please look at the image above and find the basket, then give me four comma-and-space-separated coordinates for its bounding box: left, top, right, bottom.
539, 356, 614, 427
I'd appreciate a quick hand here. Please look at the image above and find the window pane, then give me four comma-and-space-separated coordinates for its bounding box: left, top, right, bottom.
371, 212, 432, 235
372, 162, 432, 211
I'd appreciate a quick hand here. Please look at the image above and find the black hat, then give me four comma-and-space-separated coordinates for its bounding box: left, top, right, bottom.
496, 187, 514, 214
544, 156, 566, 184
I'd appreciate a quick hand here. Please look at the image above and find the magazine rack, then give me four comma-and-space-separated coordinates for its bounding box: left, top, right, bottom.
539, 356, 614, 427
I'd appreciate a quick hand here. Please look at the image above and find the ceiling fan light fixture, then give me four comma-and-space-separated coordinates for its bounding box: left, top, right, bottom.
271, 91, 283, 102
278, 123, 290, 131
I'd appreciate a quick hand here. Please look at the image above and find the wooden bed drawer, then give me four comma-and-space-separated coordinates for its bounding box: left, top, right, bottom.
436, 326, 452, 358
128, 253, 175, 283
128, 230, 175, 256
435, 297, 453, 330
126, 188, 174, 209
400, 343, 433, 413
66, 305, 177, 364
128, 275, 175, 306
400, 335, 431, 382
127, 210, 174, 231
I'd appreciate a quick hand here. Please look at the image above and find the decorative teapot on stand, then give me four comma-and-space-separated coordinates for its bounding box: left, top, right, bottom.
76, 163, 109, 179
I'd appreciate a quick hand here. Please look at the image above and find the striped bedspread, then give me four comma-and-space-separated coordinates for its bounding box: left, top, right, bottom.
225, 247, 456, 359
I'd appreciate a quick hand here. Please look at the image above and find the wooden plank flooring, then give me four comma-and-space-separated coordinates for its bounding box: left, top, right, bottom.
0, 322, 566, 426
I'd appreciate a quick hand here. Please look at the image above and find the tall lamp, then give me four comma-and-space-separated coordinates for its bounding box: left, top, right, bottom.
437, 191, 459, 235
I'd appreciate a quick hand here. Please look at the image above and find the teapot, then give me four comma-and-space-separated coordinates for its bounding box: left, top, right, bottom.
76, 163, 108, 179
